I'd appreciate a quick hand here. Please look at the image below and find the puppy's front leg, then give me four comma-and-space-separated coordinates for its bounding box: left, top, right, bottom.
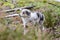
23, 21, 28, 35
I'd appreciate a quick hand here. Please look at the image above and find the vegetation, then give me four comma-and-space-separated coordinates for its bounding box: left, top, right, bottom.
0, 0, 60, 40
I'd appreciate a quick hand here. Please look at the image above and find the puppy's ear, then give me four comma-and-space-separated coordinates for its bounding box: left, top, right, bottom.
25, 11, 30, 16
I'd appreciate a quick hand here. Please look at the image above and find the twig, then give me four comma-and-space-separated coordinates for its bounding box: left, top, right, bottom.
0, 5, 35, 12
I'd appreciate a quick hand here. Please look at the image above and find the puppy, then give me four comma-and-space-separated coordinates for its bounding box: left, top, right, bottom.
20, 9, 45, 35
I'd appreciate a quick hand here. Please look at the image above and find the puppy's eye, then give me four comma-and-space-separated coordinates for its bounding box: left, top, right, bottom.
23, 12, 25, 14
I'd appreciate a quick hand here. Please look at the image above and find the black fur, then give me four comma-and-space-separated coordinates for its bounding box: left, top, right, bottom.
39, 15, 44, 24
25, 11, 30, 16
37, 13, 44, 21
40, 15, 44, 21
37, 13, 40, 18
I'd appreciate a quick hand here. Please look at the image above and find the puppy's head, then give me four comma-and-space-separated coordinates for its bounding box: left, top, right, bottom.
21, 9, 31, 17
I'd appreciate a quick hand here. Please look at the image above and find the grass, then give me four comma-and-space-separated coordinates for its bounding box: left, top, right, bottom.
0, 21, 59, 40
0, 23, 38, 40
